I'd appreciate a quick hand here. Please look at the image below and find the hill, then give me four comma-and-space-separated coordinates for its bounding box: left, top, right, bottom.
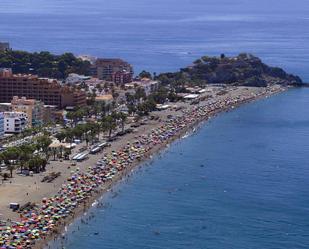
157, 53, 303, 87
0, 50, 90, 79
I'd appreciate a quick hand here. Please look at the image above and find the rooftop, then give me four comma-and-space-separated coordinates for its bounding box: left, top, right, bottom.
11, 96, 39, 105
95, 94, 114, 102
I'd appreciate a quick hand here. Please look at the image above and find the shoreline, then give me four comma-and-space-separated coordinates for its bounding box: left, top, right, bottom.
43, 85, 287, 249
0, 85, 288, 249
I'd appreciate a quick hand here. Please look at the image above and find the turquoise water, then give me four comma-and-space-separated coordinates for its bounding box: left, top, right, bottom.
49, 88, 309, 249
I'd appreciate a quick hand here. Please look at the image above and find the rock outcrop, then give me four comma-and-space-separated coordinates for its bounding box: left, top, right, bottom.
158, 53, 303, 87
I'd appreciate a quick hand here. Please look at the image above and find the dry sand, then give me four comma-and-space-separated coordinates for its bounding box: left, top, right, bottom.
0, 85, 287, 248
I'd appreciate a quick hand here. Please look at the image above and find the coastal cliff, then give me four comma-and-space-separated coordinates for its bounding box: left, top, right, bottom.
157, 53, 303, 87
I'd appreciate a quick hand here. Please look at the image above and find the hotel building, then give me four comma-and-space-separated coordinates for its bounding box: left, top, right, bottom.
11, 96, 44, 127
112, 71, 133, 84
91, 58, 133, 83
0, 68, 86, 109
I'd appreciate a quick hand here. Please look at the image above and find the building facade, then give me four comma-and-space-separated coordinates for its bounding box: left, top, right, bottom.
95, 94, 114, 105
4, 112, 28, 134
0, 103, 12, 112
0, 69, 87, 109
125, 79, 159, 96
91, 58, 133, 83
0, 68, 12, 77
65, 73, 91, 85
112, 71, 133, 84
0, 112, 4, 138
0, 42, 10, 52
11, 96, 44, 127
43, 105, 59, 123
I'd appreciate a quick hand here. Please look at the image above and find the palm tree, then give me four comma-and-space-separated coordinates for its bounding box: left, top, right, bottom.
100, 101, 106, 117
27, 157, 38, 173
100, 119, 108, 138
118, 112, 128, 132
51, 147, 58, 161
93, 103, 100, 116
19, 145, 33, 173
63, 148, 72, 160
90, 123, 101, 141
66, 111, 76, 127
2, 147, 20, 174
102, 116, 116, 138
55, 132, 66, 143
39, 158, 47, 172
72, 125, 84, 140
127, 104, 136, 115
19, 150, 31, 173
134, 87, 146, 103
85, 134, 90, 147
105, 103, 111, 115
0, 153, 4, 171
65, 129, 74, 144
7, 165, 14, 178
36, 135, 52, 159
3, 147, 20, 161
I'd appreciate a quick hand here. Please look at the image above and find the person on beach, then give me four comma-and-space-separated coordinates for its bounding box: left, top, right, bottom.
0, 89, 270, 248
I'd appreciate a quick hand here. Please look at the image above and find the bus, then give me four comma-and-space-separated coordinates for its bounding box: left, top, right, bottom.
75, 152, 89, 162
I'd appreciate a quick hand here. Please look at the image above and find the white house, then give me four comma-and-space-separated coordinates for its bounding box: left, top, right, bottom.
65, 73, 91, 85
125, 79, 159, 96
4, 112, 28, 134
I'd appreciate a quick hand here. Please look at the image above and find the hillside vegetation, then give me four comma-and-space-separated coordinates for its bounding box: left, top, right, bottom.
157, 53, 302, 87
0, 50, 90, 79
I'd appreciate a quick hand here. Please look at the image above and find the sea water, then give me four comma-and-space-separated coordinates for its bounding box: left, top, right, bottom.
1, 0, 309, 80
1, 0, 309, 248
49, 88, 309, 249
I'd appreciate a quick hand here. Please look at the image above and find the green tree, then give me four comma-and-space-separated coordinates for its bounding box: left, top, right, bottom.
27, 156, 42, 173
118, 112, 128, 132
18, 144, 35, 173
127, 104, 136, 115
102, 116, 116, 138
99, 101, 107, 117
36, 135, 52, 159
139, 70, 152, 79
55, 132, 66, 142
7, 165, 15, 178
0, 50, 91, 79
1, 147, 20, 166
134, 87, 146, 103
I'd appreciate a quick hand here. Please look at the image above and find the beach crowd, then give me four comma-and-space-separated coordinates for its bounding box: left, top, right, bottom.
0, 89, 272, 249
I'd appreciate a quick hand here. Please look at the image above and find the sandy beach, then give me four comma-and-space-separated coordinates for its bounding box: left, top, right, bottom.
0, 84, 288, 249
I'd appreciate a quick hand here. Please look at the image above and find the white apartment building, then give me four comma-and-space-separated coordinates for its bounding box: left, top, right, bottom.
125, 79, 159, 96
4, 112, 28, 134
65, 73, 91, 85
0, 112, 4, 138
